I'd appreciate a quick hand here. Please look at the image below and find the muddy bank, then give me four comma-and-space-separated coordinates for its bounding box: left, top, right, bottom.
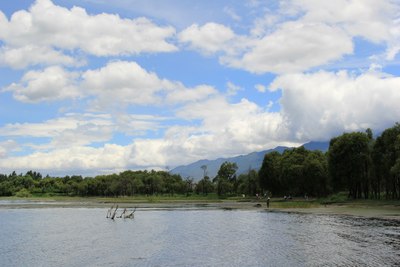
1, 198, 399, 220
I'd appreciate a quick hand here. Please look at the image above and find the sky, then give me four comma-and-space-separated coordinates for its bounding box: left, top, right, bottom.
0, 0, 399, 176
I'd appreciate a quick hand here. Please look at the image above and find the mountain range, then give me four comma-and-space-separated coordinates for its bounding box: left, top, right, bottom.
170, 141, 329, 181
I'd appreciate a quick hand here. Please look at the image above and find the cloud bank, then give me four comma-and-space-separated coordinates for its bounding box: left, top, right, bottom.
0, 0, 399, 176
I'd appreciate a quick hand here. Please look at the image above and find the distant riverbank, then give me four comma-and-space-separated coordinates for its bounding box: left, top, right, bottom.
1, 196, 399, 220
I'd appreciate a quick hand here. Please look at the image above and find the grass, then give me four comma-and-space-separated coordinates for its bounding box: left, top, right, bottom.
1, 193, 399, 210
1, 193, 224, 204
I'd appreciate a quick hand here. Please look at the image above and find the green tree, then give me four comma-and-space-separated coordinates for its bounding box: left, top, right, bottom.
195, 176, 214, 195
280, 147, 308, 196
215, 161, 238, 196
328, 132, 371, 199
259, 151, 282, 196
372, 123, 400, 199
303, 150, 330, 197
236, 169, 259, 196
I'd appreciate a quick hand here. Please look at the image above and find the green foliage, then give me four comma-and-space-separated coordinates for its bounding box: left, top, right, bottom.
0, 123, 399, 200
319, 192, 349, 204
259, 151, 281, 195
328, 131, 371, 199
214, 161, 238, 196
15, 188, 32, 197
0, 170, 188, 198
372, 123, 400, 199
259, 147, 329, 197
236, 169, 259, 196
195, 176, 214, 195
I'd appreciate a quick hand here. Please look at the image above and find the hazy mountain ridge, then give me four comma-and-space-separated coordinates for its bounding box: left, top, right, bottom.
170, 141, 329, 180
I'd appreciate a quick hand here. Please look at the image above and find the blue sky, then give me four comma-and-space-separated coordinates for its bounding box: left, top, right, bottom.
0, 0, 399, 176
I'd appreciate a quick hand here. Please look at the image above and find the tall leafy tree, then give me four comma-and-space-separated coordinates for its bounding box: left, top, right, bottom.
215, 161, 238, 196
259, 151, 282, 196
328, 132, 371, 199
372, 123, 400, 199
195, 176, 214, 195
303, 150, 330, 197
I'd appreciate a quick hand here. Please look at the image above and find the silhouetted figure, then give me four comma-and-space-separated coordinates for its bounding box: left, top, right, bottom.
266, 197, 270, 208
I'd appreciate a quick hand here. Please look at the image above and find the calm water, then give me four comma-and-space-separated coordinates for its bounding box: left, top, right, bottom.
0, 208, 399, 267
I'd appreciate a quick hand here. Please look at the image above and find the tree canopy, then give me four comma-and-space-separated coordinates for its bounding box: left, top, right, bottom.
1, 123, 399, 200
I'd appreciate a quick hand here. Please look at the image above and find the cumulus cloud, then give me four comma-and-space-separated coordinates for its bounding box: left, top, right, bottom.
291, 0, 400, 61
0, 45, 81, 69
115, 114, 171, 136
82, 61, 172, 107
175, 96, 293, 155
82, 60, 217, 109
223, 22, 353, 74
179, 0, 400, 74
178, 22, 236, 55
270, 69, 400, 141
0, 140, 19, 158
4, 66, 81, 103
0, 0, 177, 68
223, 7, 241, 21
0, 144, 131, 175
1, 0, 399, 176
226, 81, 243, 96
165, 84, 217, 104
255, 84, 266, 93
0, 113, 114, 148
295, 0, 397, 43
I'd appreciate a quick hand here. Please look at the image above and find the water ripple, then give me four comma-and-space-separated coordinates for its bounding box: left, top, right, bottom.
0, 208, 399, 266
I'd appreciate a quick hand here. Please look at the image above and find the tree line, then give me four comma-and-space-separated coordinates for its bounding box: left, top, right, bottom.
0, 123, 399, 199
258, 123, 400, 199
0, 170, 193, 197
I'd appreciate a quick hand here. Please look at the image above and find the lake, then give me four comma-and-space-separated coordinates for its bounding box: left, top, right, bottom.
0, 207, 399, 266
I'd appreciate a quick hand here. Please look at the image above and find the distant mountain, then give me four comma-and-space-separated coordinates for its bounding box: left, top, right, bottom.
170, 141, 329, 181
303, 141, 329, 151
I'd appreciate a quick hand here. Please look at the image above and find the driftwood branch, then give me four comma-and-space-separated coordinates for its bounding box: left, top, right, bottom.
106, 205, 136, 219
106, 204, 115, 218
124, 207, 136, 219
118, 208, 127, 218
110, 205, 118, 220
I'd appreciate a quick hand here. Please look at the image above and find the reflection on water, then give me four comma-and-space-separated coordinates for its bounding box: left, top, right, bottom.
0, 208, 399, 266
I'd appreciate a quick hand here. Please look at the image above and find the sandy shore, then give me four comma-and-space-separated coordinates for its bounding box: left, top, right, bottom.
275, 205, 400, 220
1, 198, 399, 220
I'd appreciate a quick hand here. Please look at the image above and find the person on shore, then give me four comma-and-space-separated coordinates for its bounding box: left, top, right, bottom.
266, 197, 270, 208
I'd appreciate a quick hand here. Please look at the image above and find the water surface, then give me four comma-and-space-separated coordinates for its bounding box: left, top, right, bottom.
0, 208, 399, 266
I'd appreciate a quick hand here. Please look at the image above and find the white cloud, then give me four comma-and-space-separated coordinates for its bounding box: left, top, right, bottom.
83, 60, 217, 109
1, 0, 400, 176
82, 61, 171, 107
386, 17, 400, 60
0, 45, 81, 69
0, 113, 114, 148
0, 0, 177, 68
179, 22, 235, 54
296, 0, 397, 43
291, 0, 400, 61
0, 140, 19, 158
0, 144, 131, 175
270, 69, 400, 141
115, 114, 171, 136
255, 84, 266, 93
223, 7, 241, 22
4, 66, 81, 103
226, 81, 243, 96
178, 0, 400, 74
223, 22, 353, 74
175, 97, 293, 155
165, 84, 217, 104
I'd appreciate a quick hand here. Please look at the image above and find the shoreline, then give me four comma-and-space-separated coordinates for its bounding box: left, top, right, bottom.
1, 197, 399, 220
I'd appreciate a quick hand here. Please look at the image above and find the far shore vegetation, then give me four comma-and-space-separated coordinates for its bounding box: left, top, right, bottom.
1, 123, 400, 207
